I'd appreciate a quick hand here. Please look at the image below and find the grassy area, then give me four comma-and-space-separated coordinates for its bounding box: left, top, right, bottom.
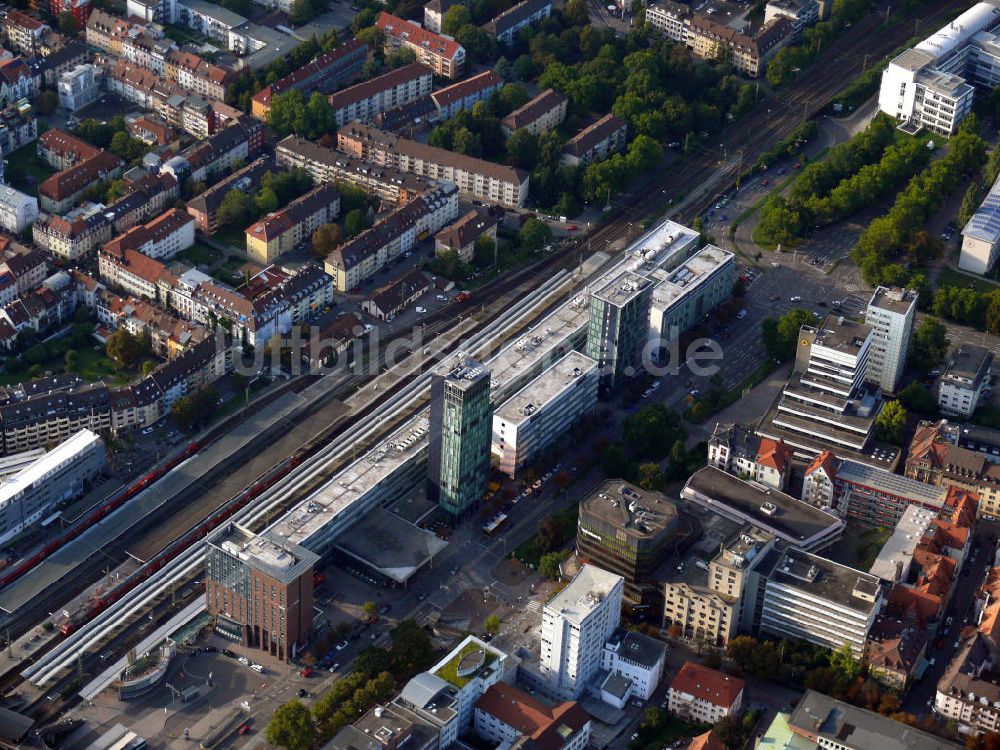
825, 523, 891, 571
178, 242, 221, 267
0, 345, 130, 386
163, 23, 215, 47
939, 266, 1000, 293
432, 641, 496, 688
6, 141, 55, 197
214, 225, 246, 251
513, 503, 578, 567
631, 715, 711, 750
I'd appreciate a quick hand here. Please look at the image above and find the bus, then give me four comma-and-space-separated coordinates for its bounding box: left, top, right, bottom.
482, 513, 508, 536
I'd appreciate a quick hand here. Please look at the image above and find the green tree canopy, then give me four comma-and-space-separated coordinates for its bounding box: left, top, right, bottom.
519, 218, 552, 252
344, 209, 370, 237
875, 400, 907, 446
622, 404, 685, 460
267, 700, 315, 750
442, 4, 472, 35
909, 317, 949, 373
761, 308, 814, 361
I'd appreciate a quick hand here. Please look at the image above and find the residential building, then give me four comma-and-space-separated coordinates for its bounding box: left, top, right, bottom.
205, 522, 319, 661
34, 211, 113, 261
186, 156, 273, 233
576, 479, 678, 605
337, 122, 529, 208
428, 354, 492, 516
500, 88, 568, 137
953, 422, 1000, 464
85, 9, 133, 56
57, 63, 100, 111
328, 62, 433, 128
961, 170, 1000, 276
561, 114, 628, 167
539, 563, 624, 700
667, 662, 744, 724
376, 13, 465, 79
788, 691, 965, 750
3, 10, 49, 55
864, 286, 917, 393
37, 128, 99, 170
906, 420, 1000, 518
160, 115, 263, 184
760, 547, 882, 656
644, 0, 691, 42
879, 2, 1000, 135
275, 136, 429, 207
103, 209, 195, 262
491, 351, 598, 477
251, 39, 371, 119
39, 151, 122, 214
764, 0, 819, 38
360, 268, 429, 321
686, 15, 793, 77
0, 104, 37, 159
758, 315, 882, 457
98, 247, 173, 301
647, 245, 736, 364
474, 684, 590, 750
680, 733, 726, 750
38, 39, 89, 87
423, 0, 459, 33
599, 628, 666, 705
392, 673, 462, 747
801, 449, 952, 526
0, 58, 36, 106
435, 209, 497, 263
708, 423, 793, 491
681, 466, 845, 551
0, 377, 112, 455
245, 185, 340, 265
585, 270, 652, 395
483, 0, 552, 46
103, 169, 180, 234
324, 182, 460, 291
0, 184, 37, 233
0, 249, 45, 296
939, 345, 993, 418
430, 70, 504, 120
326, 703, 439, 750
0, 429, 104, 547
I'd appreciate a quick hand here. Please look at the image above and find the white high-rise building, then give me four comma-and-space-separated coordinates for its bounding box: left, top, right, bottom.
540, 564, 624, 699
864, 286, 917, 394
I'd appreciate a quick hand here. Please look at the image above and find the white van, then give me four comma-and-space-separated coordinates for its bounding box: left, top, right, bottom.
250, 663, 265, 674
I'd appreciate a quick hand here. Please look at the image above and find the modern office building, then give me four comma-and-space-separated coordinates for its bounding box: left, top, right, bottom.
938, 345, 994, 418
428, 355, 492, 516
760, 547, 883, 656
878, 1, 1000, 135
667, 662, 744, 724
491, 351, 598, 477
864, 286, 917, 394
0, 429, 104, 546
0, 184, 38, 234
961, 171, 1000, 276
599, 628, 666, 704
57, 64, 100, 111
759, 315, 882, 457
648, 245, 736, 364
539, 564, 624, 700
586, 271, 653, 395
576, 479, 679, 606
707, 423, 793, 491
205, 522, 319, 661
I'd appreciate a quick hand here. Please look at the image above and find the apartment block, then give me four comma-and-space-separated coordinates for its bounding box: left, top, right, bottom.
337, 123, 529, 207
561, 114, 628, 167
324, 182, 460, 291
376, 13, 465, 79
0, 104, 37, 159
667, 662, 744, 724
939, 345, 993, 418
246, 185, 340, 265
251, 39, 371, 118
3, 10, 49, 54
39, 151, 122, 214
501, 88, 568, 137
599, 628, 666, 705
57, 64, 100, 111
645, 0, 691, 42
161, 115, 263, 184
0, 378, 112, 455
275, 136, 429, 207
686, 15, 793, 77
186, 156, 273, 233
483, 0, 552, 45
328, 62, 433, 128
428, 635, 513, 731
34, 211, 113, 261
474, 684, 590, 750
708, 423, 793, 491
764, 0, 819, 38
864, 285, 917, 393
85, 9, 133, 56
103, 209, 195, 262
98, 247, 173, 301
434, 209, 497, 263
0, 184, 37, 234
37, 128, 100, 170
491, 351, 598, 477
431, 71, 504, 120
906, 420, 1000, 518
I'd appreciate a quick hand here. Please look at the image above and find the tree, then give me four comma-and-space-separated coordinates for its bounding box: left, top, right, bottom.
761, 308, 814, 362
473, 236, 495, 268
455, 24, 492, 62
519, 218, 552, 252
256, 187, 280, 215
539, 550, 568, 579
875, 400, 907, 445
829, 642, 862, 683
565, 0, 589, 25
267, 700, 315, 750
59, 10, 78, 35
64, 349, 78, 371
442, 4, 472, 35
986, 291, 1000, 334
727, 635, 779, 678
35, 90, 58, 115
344, 209, 369, 237
388, 620, 434, 680
968, 732, 1000, 750
622, 404, 685, 460
506, 129, 539, 169
484, 614, 501, 635
106, 329, 143, 366
289, 0, 320, 24
625, 134, 663, 174
363, 600, 378, 618
217, 189, 254, 229
312, 223, 344, 258
909, 317, 950, 373
636, 462, 664, 491
713, 715, 747, 750
898, 382, 937, 416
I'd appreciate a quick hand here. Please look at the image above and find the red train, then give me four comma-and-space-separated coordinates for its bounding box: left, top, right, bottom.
0, 442, 202, 593
60, 454, 302, 635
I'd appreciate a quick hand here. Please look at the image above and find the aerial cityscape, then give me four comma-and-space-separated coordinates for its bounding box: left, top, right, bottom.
0, 0, 995, 748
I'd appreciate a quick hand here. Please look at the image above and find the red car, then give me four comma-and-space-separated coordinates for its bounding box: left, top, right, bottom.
566, 225, 578, 231
300, 667, 313, 678
761, 178, 770, 186
239, 725, 250, 736
794, 162, 802, 169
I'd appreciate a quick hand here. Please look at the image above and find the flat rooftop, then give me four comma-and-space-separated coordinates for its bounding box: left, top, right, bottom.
620, 217, 699, 272
767, 548, 881, 614
682, 466, 843, 548
0, 430, 100, 504
209, 522, 319, 583
430, 635, 503, 688
332, 507, 447, 584
593, 271, 650, 308
836, 459, 947, 506
942, 345, 993, 383
580, 478, 678, 539
495, 350, 597, 423
437, 354, 490, 389
811, 316, 872, 355
544, 563, 622, 625
868, 286, 918, 316
869, 504, 938, 581
651, 244, 734, 311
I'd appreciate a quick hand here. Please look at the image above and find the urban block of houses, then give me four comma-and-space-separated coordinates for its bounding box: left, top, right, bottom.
376, 13, 465, 79
245, 185, 340, 265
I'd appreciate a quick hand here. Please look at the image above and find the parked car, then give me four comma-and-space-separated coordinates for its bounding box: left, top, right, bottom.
336, 640, 349, 651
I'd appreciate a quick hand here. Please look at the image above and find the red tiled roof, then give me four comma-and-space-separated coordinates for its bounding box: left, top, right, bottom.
757, 437, 792, 473
474, 684, 589, 750
0, 58, 30, 85
376, 12, 462, 61
805, 449, 838, 479
686, 731, 725, 750
885, 584, 941, 629
39, 128, 102, 163
669, 662, 744, 709
40, 151, 122, 202
100, 247, 171, 286
431, 70, 502, 107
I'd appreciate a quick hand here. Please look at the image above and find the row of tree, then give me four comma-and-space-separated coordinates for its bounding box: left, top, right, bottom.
853, 121, 987, 286
216, 168, 315, 229
931, 286, 1000, 333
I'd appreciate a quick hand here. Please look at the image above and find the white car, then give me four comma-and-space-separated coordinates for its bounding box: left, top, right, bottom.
142, 426, 154, 435
650, 381, 660, 391
336, 640, 349, 651
790, 295, 802, 302
238, 656, 250, 665
415, 306, 426, 313
771, 261, 780, 267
